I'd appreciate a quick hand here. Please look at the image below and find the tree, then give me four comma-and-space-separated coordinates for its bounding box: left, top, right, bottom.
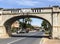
25, 18, 32, 28
41, 20, 52, 37
41, 20, 51, 31
25, 18, 32, 24
18, 18, 32, 29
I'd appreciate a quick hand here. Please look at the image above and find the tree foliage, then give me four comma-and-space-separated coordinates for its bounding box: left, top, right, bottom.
19, 18, 33, 29
41, 20, 51, 31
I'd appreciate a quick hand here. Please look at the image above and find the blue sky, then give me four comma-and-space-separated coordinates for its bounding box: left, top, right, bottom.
31, 18, 43, 27
0, 0, 60, 26
20, 18, 43, 27
0, 0, 60, 8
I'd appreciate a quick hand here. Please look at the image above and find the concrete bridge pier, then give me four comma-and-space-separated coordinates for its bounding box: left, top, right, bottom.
0, 26, 9, 38
52, 11, 60, 39
52, 26, 58, 39
58, 26, 60, 39
52, 26, 60, 39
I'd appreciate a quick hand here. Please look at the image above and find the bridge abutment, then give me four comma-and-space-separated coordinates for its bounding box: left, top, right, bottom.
52, 26, 58, 38
0, 26, 9, 38
52, 26, 60, 39
52, 6, 60, 39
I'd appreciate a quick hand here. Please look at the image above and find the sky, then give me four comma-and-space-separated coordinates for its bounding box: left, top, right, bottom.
0, 0, 60, 26
31, 18, 43, 27
20, 18, 43, 27
0, 0, 60, 8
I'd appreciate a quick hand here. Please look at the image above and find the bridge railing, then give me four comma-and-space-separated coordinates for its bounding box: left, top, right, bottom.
1, 7, 60, 15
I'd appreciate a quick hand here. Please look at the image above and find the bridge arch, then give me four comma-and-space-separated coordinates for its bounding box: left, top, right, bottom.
0, 6, 60, 38
4, 15, 52, 37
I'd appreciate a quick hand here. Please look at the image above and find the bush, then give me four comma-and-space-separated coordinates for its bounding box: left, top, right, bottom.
11, 27, 18, 32
45, 31, 50, 34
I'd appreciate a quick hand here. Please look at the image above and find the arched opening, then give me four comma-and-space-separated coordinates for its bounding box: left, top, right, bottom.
4, 15, 52, 38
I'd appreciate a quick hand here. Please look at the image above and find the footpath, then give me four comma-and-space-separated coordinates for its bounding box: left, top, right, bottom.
41, 38, 60, 44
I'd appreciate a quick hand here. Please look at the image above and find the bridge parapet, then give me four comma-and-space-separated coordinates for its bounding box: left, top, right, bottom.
0, 6, 58, 15
0, 6, 60, 15
52, 6, 60, 12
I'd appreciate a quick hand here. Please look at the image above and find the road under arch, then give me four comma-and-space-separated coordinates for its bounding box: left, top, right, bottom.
4, 15, 52, 38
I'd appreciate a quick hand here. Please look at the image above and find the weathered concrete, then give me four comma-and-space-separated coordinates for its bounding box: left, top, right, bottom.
0, 26, 9, 38
0, 6, 60, 38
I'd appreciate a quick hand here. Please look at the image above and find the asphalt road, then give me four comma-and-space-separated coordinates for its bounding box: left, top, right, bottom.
0, 31, 45, 44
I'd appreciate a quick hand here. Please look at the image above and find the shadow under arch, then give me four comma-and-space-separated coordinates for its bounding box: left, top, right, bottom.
4, 15, 52, 37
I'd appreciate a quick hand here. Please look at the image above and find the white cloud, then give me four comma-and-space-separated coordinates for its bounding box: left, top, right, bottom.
1, 0, 41, 6
2, 0, 60, 7
48, 0, 58, 1
15, 0, 39, 6
48, 0, 60, 3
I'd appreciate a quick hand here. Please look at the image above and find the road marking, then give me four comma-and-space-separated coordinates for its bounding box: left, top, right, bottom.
7, 38, 25, 44
39, 38, 44, 44
7, 32, 39, 44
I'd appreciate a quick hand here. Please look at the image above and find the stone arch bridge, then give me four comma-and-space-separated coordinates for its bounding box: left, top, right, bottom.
0, 6, 60, 38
